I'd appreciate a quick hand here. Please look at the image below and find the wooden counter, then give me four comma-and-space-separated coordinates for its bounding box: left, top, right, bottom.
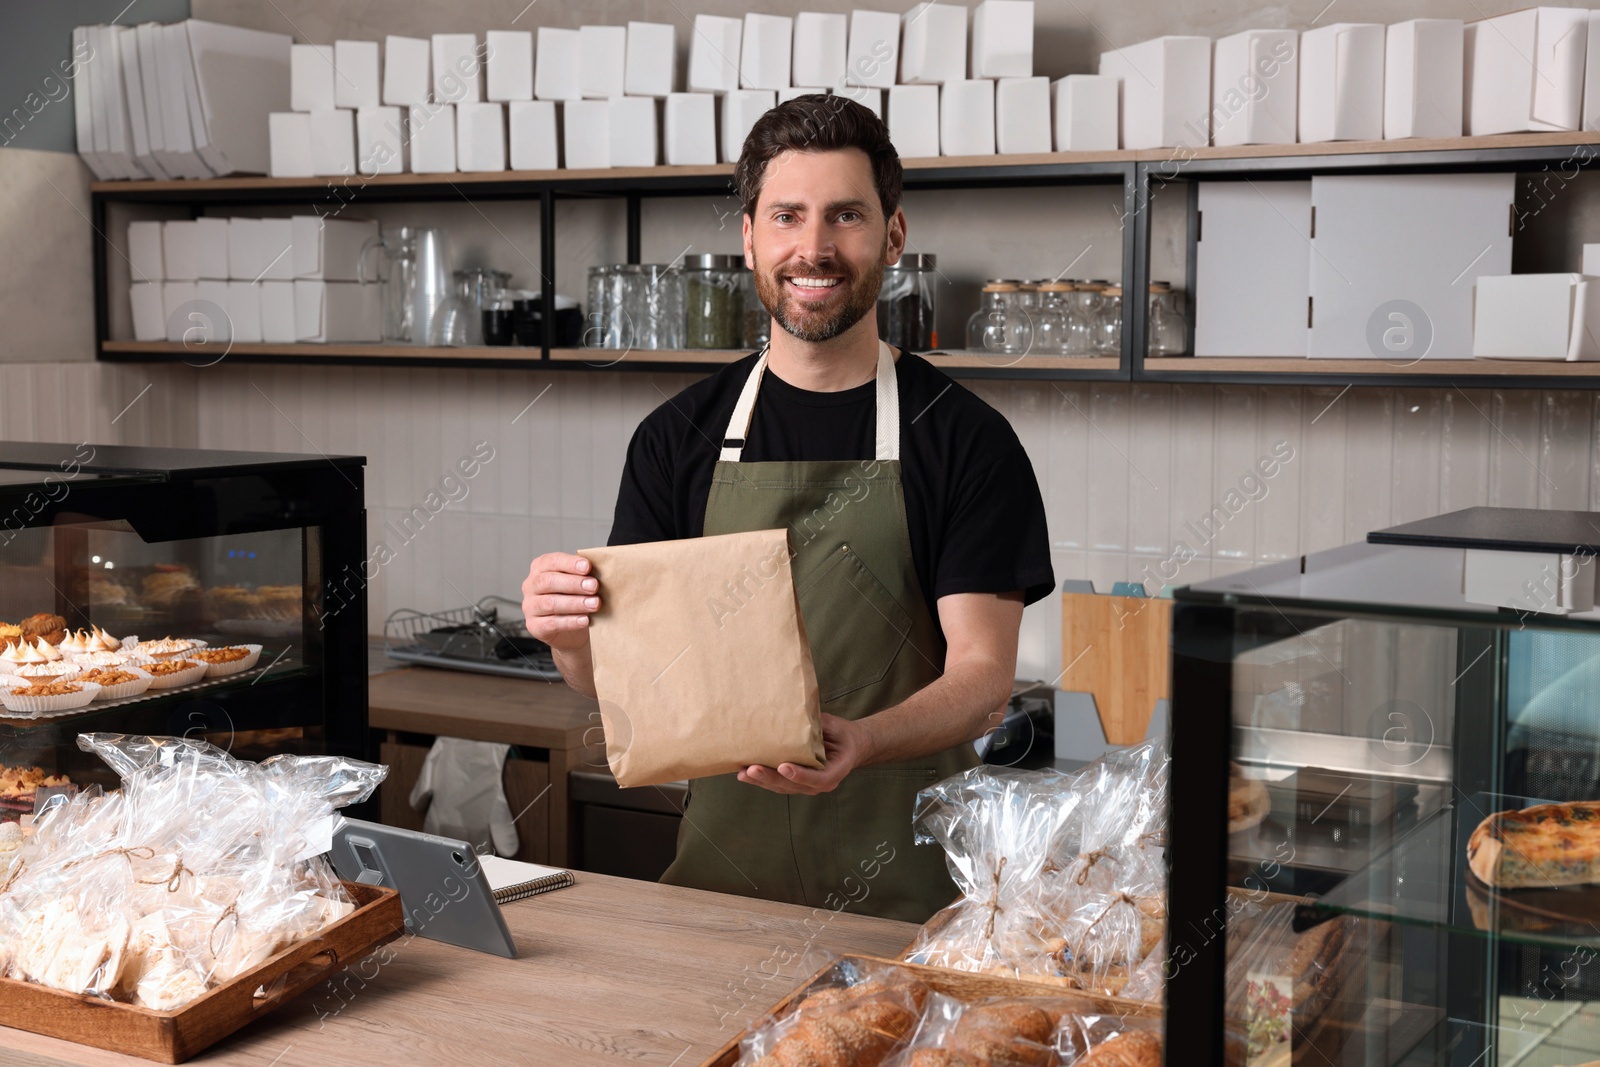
0, 872, 916, 1067
368, 667, 604, 868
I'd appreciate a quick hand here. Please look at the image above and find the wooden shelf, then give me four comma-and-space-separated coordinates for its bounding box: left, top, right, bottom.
88, 132, 1600, 197
101, 340, 545, 361
1144, 357, 1600, 377
925, 352, 1117, 370
548, 347, 746, 364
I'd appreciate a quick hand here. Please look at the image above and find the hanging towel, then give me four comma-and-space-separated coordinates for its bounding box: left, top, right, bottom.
409, 737, 520, 857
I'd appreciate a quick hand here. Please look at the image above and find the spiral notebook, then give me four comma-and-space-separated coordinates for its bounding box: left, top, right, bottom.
477, 854, 575, 903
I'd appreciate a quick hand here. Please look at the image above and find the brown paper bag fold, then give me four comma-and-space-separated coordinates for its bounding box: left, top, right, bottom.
578, 529, 824, 788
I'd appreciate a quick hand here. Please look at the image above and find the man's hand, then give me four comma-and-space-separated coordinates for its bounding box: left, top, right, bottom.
736, 713, 869, 795
523, 552, 601, 697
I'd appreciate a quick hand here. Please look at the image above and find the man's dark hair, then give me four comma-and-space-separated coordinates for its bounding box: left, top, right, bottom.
734, 94, 904, 221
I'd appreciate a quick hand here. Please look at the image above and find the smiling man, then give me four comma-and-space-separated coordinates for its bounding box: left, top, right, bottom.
522, 95, 1053, 922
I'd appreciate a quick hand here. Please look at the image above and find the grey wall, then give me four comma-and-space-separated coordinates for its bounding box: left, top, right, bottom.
0, 0, 190, 153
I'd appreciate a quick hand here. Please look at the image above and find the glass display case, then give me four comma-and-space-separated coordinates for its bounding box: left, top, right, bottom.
0, 443, 367, 816
1169, 538, 1600, 1066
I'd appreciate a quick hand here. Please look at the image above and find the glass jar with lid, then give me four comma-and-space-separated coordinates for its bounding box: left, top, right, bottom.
877, 253, 938, 351
1095, 286, 1123, 357
585, 265, 615, 348
1031, 282, 1074, 355
453, 267, 512, 346
683, 254, 746, 349
1147, 281, 1188, 357
965, 282, 1034, 355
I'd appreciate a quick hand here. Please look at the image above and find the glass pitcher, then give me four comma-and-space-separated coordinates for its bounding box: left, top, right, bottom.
359, 226, 420, 342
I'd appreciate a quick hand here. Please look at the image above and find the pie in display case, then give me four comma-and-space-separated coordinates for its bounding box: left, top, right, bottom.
0, 443, 367, 818
1169, 532, 1600, 1067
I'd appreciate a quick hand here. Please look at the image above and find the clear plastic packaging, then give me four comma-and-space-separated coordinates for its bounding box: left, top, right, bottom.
737, 957, 930, 1067
0, 734, 386, 1009
1055, 1014, 1164, 1065
904, 740, 1171, 999
887, 995, 1067, 1067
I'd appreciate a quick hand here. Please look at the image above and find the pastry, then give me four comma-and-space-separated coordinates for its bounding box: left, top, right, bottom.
89, 625, 123, 652
908, 1001, 1058, 1067
0, 623, 21, 648
0, 765, 70, 800
57, 629, 92, 655
134, 637, 203, 660
79, 667, 139, 687
1077, 1032, 1162, 1067
1229, 763, 1270, 834
752, 979, 927, 1067
73, 650, 139, 668
141, 570, 200, 608
146, 659, 200, 677
88, 577, 132, 606
1468, 801, 1600, 888
195, 646, 251, 664
11, 680, 84, 697
19, 613, 66, 645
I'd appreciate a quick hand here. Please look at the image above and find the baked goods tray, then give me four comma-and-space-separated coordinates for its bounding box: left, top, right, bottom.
0, 880, 403, 1063
0, 663, 277, 722
700, 954, 1157, 1067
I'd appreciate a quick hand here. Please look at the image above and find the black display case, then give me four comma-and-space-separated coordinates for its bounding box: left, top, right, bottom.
1169, 537, 1600, 1066
0, 442, 367, 807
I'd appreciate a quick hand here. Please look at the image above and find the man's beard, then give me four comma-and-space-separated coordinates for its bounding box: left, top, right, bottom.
752, 246, 885, 344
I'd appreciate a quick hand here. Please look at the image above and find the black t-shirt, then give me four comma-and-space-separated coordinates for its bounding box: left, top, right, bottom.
608, 352, 1055, 632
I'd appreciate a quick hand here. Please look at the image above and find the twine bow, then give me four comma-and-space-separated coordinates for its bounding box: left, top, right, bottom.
63, 845, 156, 870
981, 855, 1008, 940
1073, 848, 1114, 886
209, 900, 240, 956
136, 856, 188, 893
0, 858, 25, 896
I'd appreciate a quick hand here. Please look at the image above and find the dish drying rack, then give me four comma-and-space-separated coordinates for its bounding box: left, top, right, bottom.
383, 596, 563, 681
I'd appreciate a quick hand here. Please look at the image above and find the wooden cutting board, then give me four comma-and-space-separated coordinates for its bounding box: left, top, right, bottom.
1060, 593, 1171, 746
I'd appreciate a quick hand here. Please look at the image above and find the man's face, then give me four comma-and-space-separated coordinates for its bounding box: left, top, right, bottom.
742, 148, 905, 344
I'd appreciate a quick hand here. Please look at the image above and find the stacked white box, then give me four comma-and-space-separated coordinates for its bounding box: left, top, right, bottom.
334, 41, 380, 109
509, 100, 559, 169
457, 102, 507, 171
1385, 19, 1464, 140
1099, 36, 1211, 150
130, 283, 165, 340
292, 216, 380, 281
227, 218, 260, 280
195, 217, 230, 279
940, 79, 994, 155
581, 26, 627, 99
722, 90, 776, 162
626, 22, 676, 97
310, 109, 356, 175
259, 281, 296, 342
846, 10, 899, 88
163, 221, 199, 281
1299, 23, 1384, 143
291, 44, 334, 111
689, 15, 742, 93
383, 35, 430, 106
357, 105, 407, 175
432, 33, 482, 104
195, 281, 233, 344
1193, 181, 1311, 356
610, 97, 658, 167
257, 219, 296, 281
294, 280, 381, 342
225, 281, 263, 343
409, 104, 457, 172
268, 112, 314, 176
1211, 29, 1298, 146
161, 282, 198, 342
1052, 75, 1118, 150
971, 1, 1032, 78
902, 3, 967, 84
887, 84, 939, 158
536, 28, 583, 101
665, 93, 717, 165
996, 76, 1050, 153
127, 220, 164, 282
1474, 274, 1600, 360
565, 100, 611, 169
1464, 8, 1587, 135
793, 13, 846, 89
486, 30, 533, 102
742, 15, 793, 90
835, 85, 882, 118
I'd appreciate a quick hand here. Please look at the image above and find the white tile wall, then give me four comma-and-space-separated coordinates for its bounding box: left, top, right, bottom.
9, 362, 1600, 684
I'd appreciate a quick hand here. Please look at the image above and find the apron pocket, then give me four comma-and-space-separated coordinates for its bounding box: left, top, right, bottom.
796, 544, 914, 702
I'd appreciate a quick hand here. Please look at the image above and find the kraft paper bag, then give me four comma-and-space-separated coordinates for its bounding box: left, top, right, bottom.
578, 529, 825, 788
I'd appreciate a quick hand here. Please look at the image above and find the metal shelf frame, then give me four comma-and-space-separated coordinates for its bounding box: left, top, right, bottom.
89, 135, 1600, 387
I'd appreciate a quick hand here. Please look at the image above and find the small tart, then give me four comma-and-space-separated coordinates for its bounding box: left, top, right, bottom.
194, 646, 251, 664
145, 658, 200, 676
12, 680, 81, 697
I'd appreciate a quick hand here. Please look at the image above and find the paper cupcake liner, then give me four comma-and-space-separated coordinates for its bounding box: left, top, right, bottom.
142, 660, 209, 689
194, 644, 263, 678
0, 680, 101, 715
82, 667, 156, 701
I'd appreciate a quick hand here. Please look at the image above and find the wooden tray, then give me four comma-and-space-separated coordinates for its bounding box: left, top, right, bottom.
700, 953, 1158, 1067
0, 880, 403, 1063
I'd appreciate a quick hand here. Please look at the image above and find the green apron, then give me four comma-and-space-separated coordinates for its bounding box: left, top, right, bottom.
659, 341, 979, 923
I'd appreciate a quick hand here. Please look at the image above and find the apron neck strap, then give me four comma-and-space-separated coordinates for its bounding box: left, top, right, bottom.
720, 341, 900, 463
